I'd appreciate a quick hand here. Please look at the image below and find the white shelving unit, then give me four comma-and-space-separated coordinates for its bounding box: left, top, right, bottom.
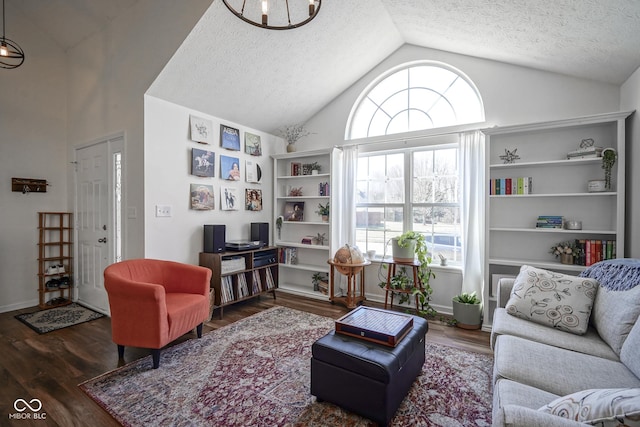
272, 149, 332, 300
482, 111, 632, 329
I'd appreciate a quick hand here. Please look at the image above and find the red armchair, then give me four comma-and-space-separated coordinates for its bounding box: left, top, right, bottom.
104, 259, 212, 368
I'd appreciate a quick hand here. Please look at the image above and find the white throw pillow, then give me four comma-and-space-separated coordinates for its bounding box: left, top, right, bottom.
539, 388, 640, 426
505, 265, 598, 335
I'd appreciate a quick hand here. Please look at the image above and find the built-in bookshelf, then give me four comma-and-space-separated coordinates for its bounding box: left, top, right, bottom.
482, 111, 632, 330
199, 246, 278, 319
272, 149, 331, 300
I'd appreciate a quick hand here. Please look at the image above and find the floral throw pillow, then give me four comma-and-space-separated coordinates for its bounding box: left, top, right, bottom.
539, 388, 640, 426
505, 265, 598, 335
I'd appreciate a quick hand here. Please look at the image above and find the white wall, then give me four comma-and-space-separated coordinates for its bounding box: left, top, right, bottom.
144, 96, 277, 265
620, 66, 640, 258
65, 0, 211, 261
0, 3, 68, 311
300, 43, 622, 314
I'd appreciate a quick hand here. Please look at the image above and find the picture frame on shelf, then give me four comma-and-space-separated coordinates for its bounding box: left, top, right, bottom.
190, 115, 213, 144
284, 202, 304, 221
220, 124, 241, 151
191, 148, 215, 177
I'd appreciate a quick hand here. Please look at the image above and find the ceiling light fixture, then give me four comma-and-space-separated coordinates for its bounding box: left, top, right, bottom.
0, 0, 24, 69
222, 0, 321, 30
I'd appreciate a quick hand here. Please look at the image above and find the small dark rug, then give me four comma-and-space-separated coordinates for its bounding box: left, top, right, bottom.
15, 302, 105, 334
80, 306, 493, 426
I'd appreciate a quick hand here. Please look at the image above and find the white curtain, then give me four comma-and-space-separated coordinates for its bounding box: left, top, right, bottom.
459, 130, 485, 300
330, 146, 358, 256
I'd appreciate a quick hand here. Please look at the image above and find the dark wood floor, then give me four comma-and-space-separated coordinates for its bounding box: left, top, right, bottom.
1, 292, 491, 426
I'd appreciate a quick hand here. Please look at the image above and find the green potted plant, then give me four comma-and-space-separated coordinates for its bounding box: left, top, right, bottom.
452, 291, 482, 330
316, 202, 329, 221
311, 272, 328, 293
309, 162, 322, 175
602, 148, 617, 190
381, 231, 436, 317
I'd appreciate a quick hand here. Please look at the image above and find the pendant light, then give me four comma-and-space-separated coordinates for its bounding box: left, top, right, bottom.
222, 0, 321, 30
1, 0, 25, 69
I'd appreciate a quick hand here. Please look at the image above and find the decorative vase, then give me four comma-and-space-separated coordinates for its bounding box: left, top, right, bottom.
286, 144, 296, 153
560, 254, 574, 265
452, 299, 483, 330
391, 237, 415, 262
321, 215, 329, 222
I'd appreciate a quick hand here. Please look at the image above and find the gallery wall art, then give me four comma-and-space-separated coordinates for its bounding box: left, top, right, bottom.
190, 115, 213, 144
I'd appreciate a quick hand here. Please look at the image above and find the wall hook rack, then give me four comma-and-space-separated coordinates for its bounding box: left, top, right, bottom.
12, 178, 49, 194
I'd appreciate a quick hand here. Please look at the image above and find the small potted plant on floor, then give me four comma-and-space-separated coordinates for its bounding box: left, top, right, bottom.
316, 202, 329, 222
452, 291, 482, 330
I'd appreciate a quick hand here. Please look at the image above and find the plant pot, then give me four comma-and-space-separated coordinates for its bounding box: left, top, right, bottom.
321, 215, 329, 222
452, 299, 482, 330
286, 144, 296, 153
560, 254, 574, 265
391, 237, 415, 262
312, 170, 319, 175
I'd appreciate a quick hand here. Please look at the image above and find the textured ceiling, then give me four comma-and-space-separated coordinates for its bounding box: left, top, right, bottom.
10, 0, 640, 133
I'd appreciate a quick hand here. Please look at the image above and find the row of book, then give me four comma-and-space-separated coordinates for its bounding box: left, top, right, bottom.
220, 268, 277, 304
567, 146, 603, 160
536, 215, 563, 229
574, 239, 617, 266
489, 177, 533, 195
290, 162, 318, 176
319, 182, 330, 196
280, 247, 298, 264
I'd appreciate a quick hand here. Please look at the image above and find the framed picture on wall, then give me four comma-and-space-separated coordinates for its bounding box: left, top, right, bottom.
189, 115, 213, 144
190, 184, 214, 210
191, 148, 215, 177
245, 160, 262, 183
245, 189, 263, 211
220, 124, 241, 151
245, 132, 262, 156
221, 186, 239, 211
221, 155, 241, 181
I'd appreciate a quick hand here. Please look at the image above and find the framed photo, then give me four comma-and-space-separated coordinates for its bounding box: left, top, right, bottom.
190, 115, 213, 144
221, 186, 239, 211
191, 148, 214, 177
220, 124, 240, 151
244, 132, 262, 156
190, 184, 214, 210
245, 189, 263, 211
284, 201, 304, 221
491, 274, 516, 297
245, 160, 262, 183
220, 155, 241, 181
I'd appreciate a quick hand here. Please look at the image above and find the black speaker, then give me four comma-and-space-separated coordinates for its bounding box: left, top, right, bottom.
251, 222, 269, 248
204, 224, 226, 253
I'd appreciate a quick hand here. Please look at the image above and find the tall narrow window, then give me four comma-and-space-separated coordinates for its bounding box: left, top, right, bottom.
347, 62, 484, 140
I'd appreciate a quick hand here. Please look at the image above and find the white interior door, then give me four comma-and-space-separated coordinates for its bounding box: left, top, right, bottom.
75, 140, 112, 313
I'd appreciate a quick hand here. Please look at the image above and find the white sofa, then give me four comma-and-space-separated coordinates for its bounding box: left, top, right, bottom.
490, 260, 640, 427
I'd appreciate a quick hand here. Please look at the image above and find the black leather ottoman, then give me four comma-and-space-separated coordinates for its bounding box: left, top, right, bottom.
311, 315, 428, 426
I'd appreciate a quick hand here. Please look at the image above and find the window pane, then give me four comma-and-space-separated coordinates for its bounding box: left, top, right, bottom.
413, 207, 462, 262
368, 69, 408, 105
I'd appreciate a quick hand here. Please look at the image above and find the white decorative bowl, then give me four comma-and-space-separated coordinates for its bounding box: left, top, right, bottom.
565, 220, 582, 230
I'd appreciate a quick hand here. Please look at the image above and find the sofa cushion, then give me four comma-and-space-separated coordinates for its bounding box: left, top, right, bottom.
505, 265, 598, 335
591, 285, 640, 356
539, 388, 640, 426
493, 335, 640, 397
621, 319, 640, 379
491, 308, 618, 360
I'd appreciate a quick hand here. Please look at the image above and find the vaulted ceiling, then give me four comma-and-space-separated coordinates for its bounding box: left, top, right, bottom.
10, 0, 640, 132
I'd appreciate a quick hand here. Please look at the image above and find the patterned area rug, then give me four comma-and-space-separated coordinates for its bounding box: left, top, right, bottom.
80, 307, 493, 426
15, 302, 105, 334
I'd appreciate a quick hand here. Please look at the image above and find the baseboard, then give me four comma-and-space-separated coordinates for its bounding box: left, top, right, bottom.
0, 299, 40, 314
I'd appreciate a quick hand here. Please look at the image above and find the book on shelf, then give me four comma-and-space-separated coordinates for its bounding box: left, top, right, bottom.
574, 239, 616, 266
490, 177, 533, 195
279, 247, 298, 264
252, 270, 261, 293
536, 215, 564, 229
265, 267, 275, 290
566, 147, 603, 159
319, 182, 330, 196
290, 162, 302, 176
220, 276, 235, 304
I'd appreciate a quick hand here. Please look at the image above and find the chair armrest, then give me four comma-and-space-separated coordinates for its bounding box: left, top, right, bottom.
500, 405, 586, 427
162, 262, 212, 296
497, 278, 516, 308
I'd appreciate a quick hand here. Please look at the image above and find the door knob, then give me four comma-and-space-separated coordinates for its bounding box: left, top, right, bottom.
98, 237, 107, 243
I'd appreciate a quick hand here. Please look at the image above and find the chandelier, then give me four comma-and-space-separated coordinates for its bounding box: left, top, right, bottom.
222, 0, 321, 30
1, 0, 24, 69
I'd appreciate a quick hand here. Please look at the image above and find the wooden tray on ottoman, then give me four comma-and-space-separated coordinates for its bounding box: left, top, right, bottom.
335, 306, 413, 347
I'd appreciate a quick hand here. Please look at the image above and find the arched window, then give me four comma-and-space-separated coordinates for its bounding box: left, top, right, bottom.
347, 61, 484, 139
